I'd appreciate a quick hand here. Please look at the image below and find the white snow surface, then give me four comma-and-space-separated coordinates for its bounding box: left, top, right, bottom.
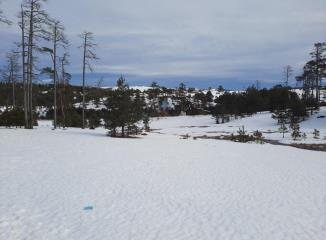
151, 107, 326, 144
1, 116, 326, 240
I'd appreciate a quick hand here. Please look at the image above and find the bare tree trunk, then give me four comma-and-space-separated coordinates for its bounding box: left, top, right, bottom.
79, 31, 98, 129
12, 80, 15, 107
21, 5, 29, 128
5, 84, 9, 111
20, 0, 50, 128
10, 65, 15, 107
315, 47, 320, 106
122, 125, 125, 137
61, 57, 67, 128
59, 90, 65, 127
82, 34, 87, 129
53, 24, 57, 129
27, 1, 35, 129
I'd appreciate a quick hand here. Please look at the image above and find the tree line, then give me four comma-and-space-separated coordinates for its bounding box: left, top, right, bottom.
1, 1, 325, 137
212, 42, 326, 124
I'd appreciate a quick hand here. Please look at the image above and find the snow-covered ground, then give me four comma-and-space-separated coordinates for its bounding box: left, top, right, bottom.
151, 107, 326, 144
1, 114, 326, 240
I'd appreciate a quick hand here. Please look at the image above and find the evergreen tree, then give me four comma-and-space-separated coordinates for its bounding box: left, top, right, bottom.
313, 129, 320, 139
105, 76, 146, 137
206, 90, 214, 103
291, 121, 301, 141
273, 110, 288, 138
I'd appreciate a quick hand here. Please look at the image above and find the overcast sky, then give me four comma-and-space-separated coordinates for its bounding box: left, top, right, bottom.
0, 0, 326, 87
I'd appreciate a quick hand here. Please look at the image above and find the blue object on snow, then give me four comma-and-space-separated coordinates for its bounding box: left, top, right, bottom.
84, 206, 94, 211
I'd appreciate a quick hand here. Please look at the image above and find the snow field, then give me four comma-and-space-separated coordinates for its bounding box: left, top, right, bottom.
0, 115, 326, 240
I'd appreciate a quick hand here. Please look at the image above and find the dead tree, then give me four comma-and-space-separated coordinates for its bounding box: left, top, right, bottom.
21, 0, 50, 129
79, 31, 99, 129
43, 20, 67, 129
58, 52, 71, 128
18, 4, 29, 128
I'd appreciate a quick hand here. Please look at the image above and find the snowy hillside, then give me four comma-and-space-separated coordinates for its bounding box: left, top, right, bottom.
1, 115, 326, 240
151, 107, 326, 144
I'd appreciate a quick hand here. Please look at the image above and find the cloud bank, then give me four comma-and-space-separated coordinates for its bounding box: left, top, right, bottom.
1, 0, 326, 87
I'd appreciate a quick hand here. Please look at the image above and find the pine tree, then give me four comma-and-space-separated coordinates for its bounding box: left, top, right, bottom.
291, 121, 301, 141
313, 129, 320, 139
206, 90, 214, 103
105, 77, 146, 137
273, 110, 288, 138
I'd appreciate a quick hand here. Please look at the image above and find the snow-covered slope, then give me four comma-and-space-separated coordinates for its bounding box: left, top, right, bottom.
0, 118, 326, 240
151, 107, 326, 144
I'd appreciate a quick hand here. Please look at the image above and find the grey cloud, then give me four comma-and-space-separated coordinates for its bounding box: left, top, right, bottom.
0, 0, 325, 85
